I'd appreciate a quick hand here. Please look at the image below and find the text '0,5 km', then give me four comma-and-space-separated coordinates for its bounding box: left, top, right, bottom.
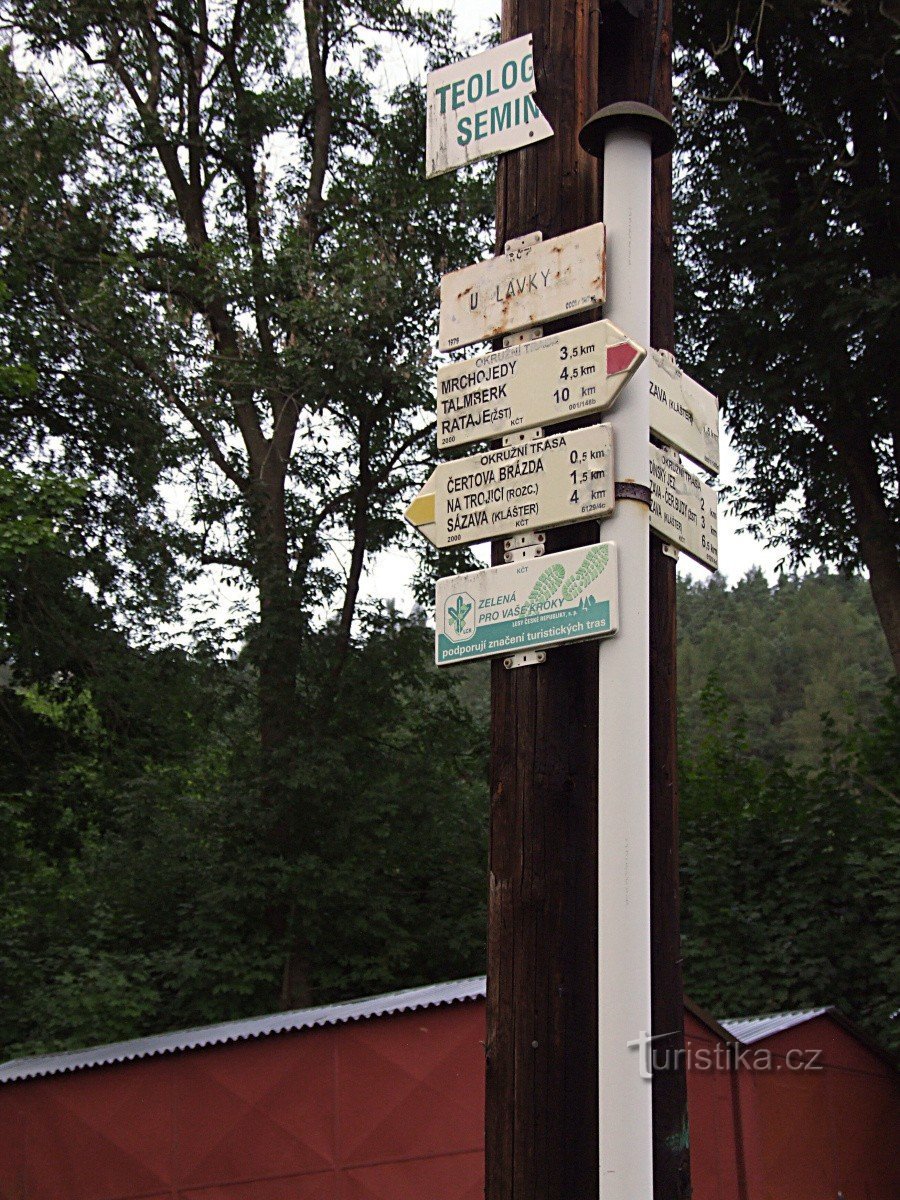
405, 425, 615, 549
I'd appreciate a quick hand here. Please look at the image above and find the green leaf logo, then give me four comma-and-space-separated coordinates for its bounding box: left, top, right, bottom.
447, 594, 473, 634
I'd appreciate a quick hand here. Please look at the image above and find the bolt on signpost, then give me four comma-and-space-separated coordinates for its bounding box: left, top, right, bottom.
408, 4, 719, 1196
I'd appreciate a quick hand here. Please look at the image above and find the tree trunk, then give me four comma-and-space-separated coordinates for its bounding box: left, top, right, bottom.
835, 417, 900, 674
250, 471, 300, 799
249, 469, 311, 1008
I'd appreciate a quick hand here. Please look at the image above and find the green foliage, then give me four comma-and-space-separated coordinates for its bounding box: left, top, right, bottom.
0, 466, 86, 571
0, 0, 494, 1053
674, 1, 898, 662
681, 679, 899, 1052
0, 616, 487, 1057
1, 565, 896, 1060
0, 55, 186, 625
0, 4, 493, 627
678, 572, 897, 1051
678, 569, 892, 765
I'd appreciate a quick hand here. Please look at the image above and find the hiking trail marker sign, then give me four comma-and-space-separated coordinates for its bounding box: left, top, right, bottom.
649, 442, 718, 570
425, 34, 553, 178
647, 348, 720, 475
435, 542, 619, 665
405, 424, 614, 549
438, 223, 606, 351
436, 319, 644, 450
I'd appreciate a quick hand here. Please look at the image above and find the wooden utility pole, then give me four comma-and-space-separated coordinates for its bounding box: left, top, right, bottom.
487, 3, 599, 1196
486, 2, 690, 1197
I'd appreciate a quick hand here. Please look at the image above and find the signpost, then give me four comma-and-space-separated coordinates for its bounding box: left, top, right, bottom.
425, 34, 554, 179
647, 348, 719, 475
436, 319, 644, 450
412, 3, 713, 1196
405, 425, 614, 549
438, 223, 606, 351
649, 443, 718, 570
435, 543, 619, 665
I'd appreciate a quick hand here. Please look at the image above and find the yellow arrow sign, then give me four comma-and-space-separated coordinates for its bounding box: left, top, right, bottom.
406, 425, 614, 549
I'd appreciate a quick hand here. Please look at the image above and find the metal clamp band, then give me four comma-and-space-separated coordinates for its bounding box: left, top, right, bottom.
615, 481, 652, 506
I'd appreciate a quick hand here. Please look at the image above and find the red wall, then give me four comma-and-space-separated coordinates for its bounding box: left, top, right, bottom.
683, 1011, 744, 1200
736, 1016, 900, 1200
1, 1002, 897, 1200
0, 1004, 485, 1200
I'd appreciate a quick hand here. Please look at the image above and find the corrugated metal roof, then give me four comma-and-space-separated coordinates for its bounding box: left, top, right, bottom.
0, 982, 843, 1085
0, 976, 487, 1084
720, 1008, 831, 1044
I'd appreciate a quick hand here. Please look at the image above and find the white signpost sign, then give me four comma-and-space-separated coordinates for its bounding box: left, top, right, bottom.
647, 348, 719, 475
438, 223, 606, 352
405, 425, 614, 549
649, 442, 718, 570
435, 543, 619, 665
425, 34, 554, 179
436, 319, 644, 450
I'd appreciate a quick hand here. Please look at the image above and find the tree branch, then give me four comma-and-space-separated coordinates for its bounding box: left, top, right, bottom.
49, 278, 248, 494
220, 45, 278, 372
100, 22, 269, 472
302, 0, 333, 243
330, 412, 373, 678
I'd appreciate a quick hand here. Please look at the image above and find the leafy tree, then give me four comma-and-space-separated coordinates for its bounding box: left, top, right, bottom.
0, 0, 491, 778
677, 568, 892, 766
675, 1, 899, 670
0, 1, 492, 1003
0, 615, 489, 1058
3, 562, 894, 1058
680, 678, 899, 1052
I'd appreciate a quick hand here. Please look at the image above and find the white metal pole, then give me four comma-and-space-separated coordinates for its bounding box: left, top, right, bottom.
598, 124, 654, 1199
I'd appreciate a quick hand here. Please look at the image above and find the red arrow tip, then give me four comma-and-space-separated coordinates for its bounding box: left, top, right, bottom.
606, 342, 639, 376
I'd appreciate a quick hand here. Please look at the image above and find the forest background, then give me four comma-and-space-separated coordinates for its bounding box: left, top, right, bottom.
0, 0, 897, 1061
